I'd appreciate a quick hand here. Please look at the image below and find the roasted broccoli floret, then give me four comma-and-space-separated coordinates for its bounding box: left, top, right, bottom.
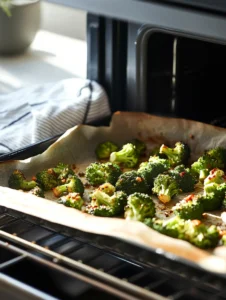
52, 162, 74, 182
8, 170, 37, 191
183, 220, 220, 249
191, 155, 213, 181
110, 143, 139, 168
150, 216, 186, 239
138, 158, 170, 188
159, 142, 190, 167
87, 189, 127, 217
191, 147, 226, 181
124, 192, 156, 222
172, 195, 203, 220
168, 165, 197, 193
198, 182, 226, 211
129, 139, 146, 156
150, 217, 219, 249
152, 174, 180, 203
58, 192, 84, 210
95, 141, 119, 159
115, 171, 149, 195
85, 162, 122, 186
35, 169, 59, 191
28, 186, 45, 198
204, 182, 224, 195
53, 175, 84, 197
204, 168, 226, 186
206, 147, 226, 169
198, 193, 222, 211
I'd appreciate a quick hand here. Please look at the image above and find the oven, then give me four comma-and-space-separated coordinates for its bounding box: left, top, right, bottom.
1, 1, 226, 299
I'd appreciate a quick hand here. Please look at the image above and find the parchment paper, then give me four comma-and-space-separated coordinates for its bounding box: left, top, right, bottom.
1, 111, 226, 275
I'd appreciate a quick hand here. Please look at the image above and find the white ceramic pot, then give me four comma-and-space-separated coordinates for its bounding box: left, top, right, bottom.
0, 0, 40, 55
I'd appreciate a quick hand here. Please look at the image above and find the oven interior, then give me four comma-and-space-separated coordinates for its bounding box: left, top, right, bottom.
1, 6, 226, 300
94, 20, 226, 125
145, 32, 226, 124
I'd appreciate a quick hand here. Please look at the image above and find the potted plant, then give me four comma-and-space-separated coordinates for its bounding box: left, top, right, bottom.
0, 0, 40, 54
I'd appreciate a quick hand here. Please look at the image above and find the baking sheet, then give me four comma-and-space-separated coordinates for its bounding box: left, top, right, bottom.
0, 111, 226, 275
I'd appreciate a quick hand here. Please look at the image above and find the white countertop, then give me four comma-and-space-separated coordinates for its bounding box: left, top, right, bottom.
0, 30, 87, 94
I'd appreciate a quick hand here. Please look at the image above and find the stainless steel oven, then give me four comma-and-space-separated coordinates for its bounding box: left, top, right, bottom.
1, 1, 226, 299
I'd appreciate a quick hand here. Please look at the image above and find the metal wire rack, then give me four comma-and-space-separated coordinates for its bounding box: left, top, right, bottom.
0, 206, 226, 300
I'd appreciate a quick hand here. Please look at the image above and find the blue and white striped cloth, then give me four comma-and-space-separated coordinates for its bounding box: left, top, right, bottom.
0, 78, 111, 154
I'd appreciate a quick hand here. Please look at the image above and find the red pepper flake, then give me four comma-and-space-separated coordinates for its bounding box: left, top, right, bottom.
210, 168, 217, 174
136, 177, 143, 182
184, 194, 194, 202
189, 134, 195, 139
32, 176, 37, 181
47, 168, 54, 174
191, 220, 201, 226
179, 171, 186, 177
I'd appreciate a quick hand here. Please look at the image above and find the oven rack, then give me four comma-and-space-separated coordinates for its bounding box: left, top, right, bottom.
0, 206, 226, 300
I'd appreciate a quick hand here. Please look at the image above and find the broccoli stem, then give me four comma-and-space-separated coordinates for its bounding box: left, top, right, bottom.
199, 169, 209, 181
158, 193, 171, 203
92, 190, 111, 206
21, 181, 37, 191
110, 153, 118, 163
158, 185, 177, 203
54, 185, 68, 197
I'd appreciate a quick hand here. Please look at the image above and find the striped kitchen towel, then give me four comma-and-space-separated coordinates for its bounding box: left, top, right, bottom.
0, 78, 111, 154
